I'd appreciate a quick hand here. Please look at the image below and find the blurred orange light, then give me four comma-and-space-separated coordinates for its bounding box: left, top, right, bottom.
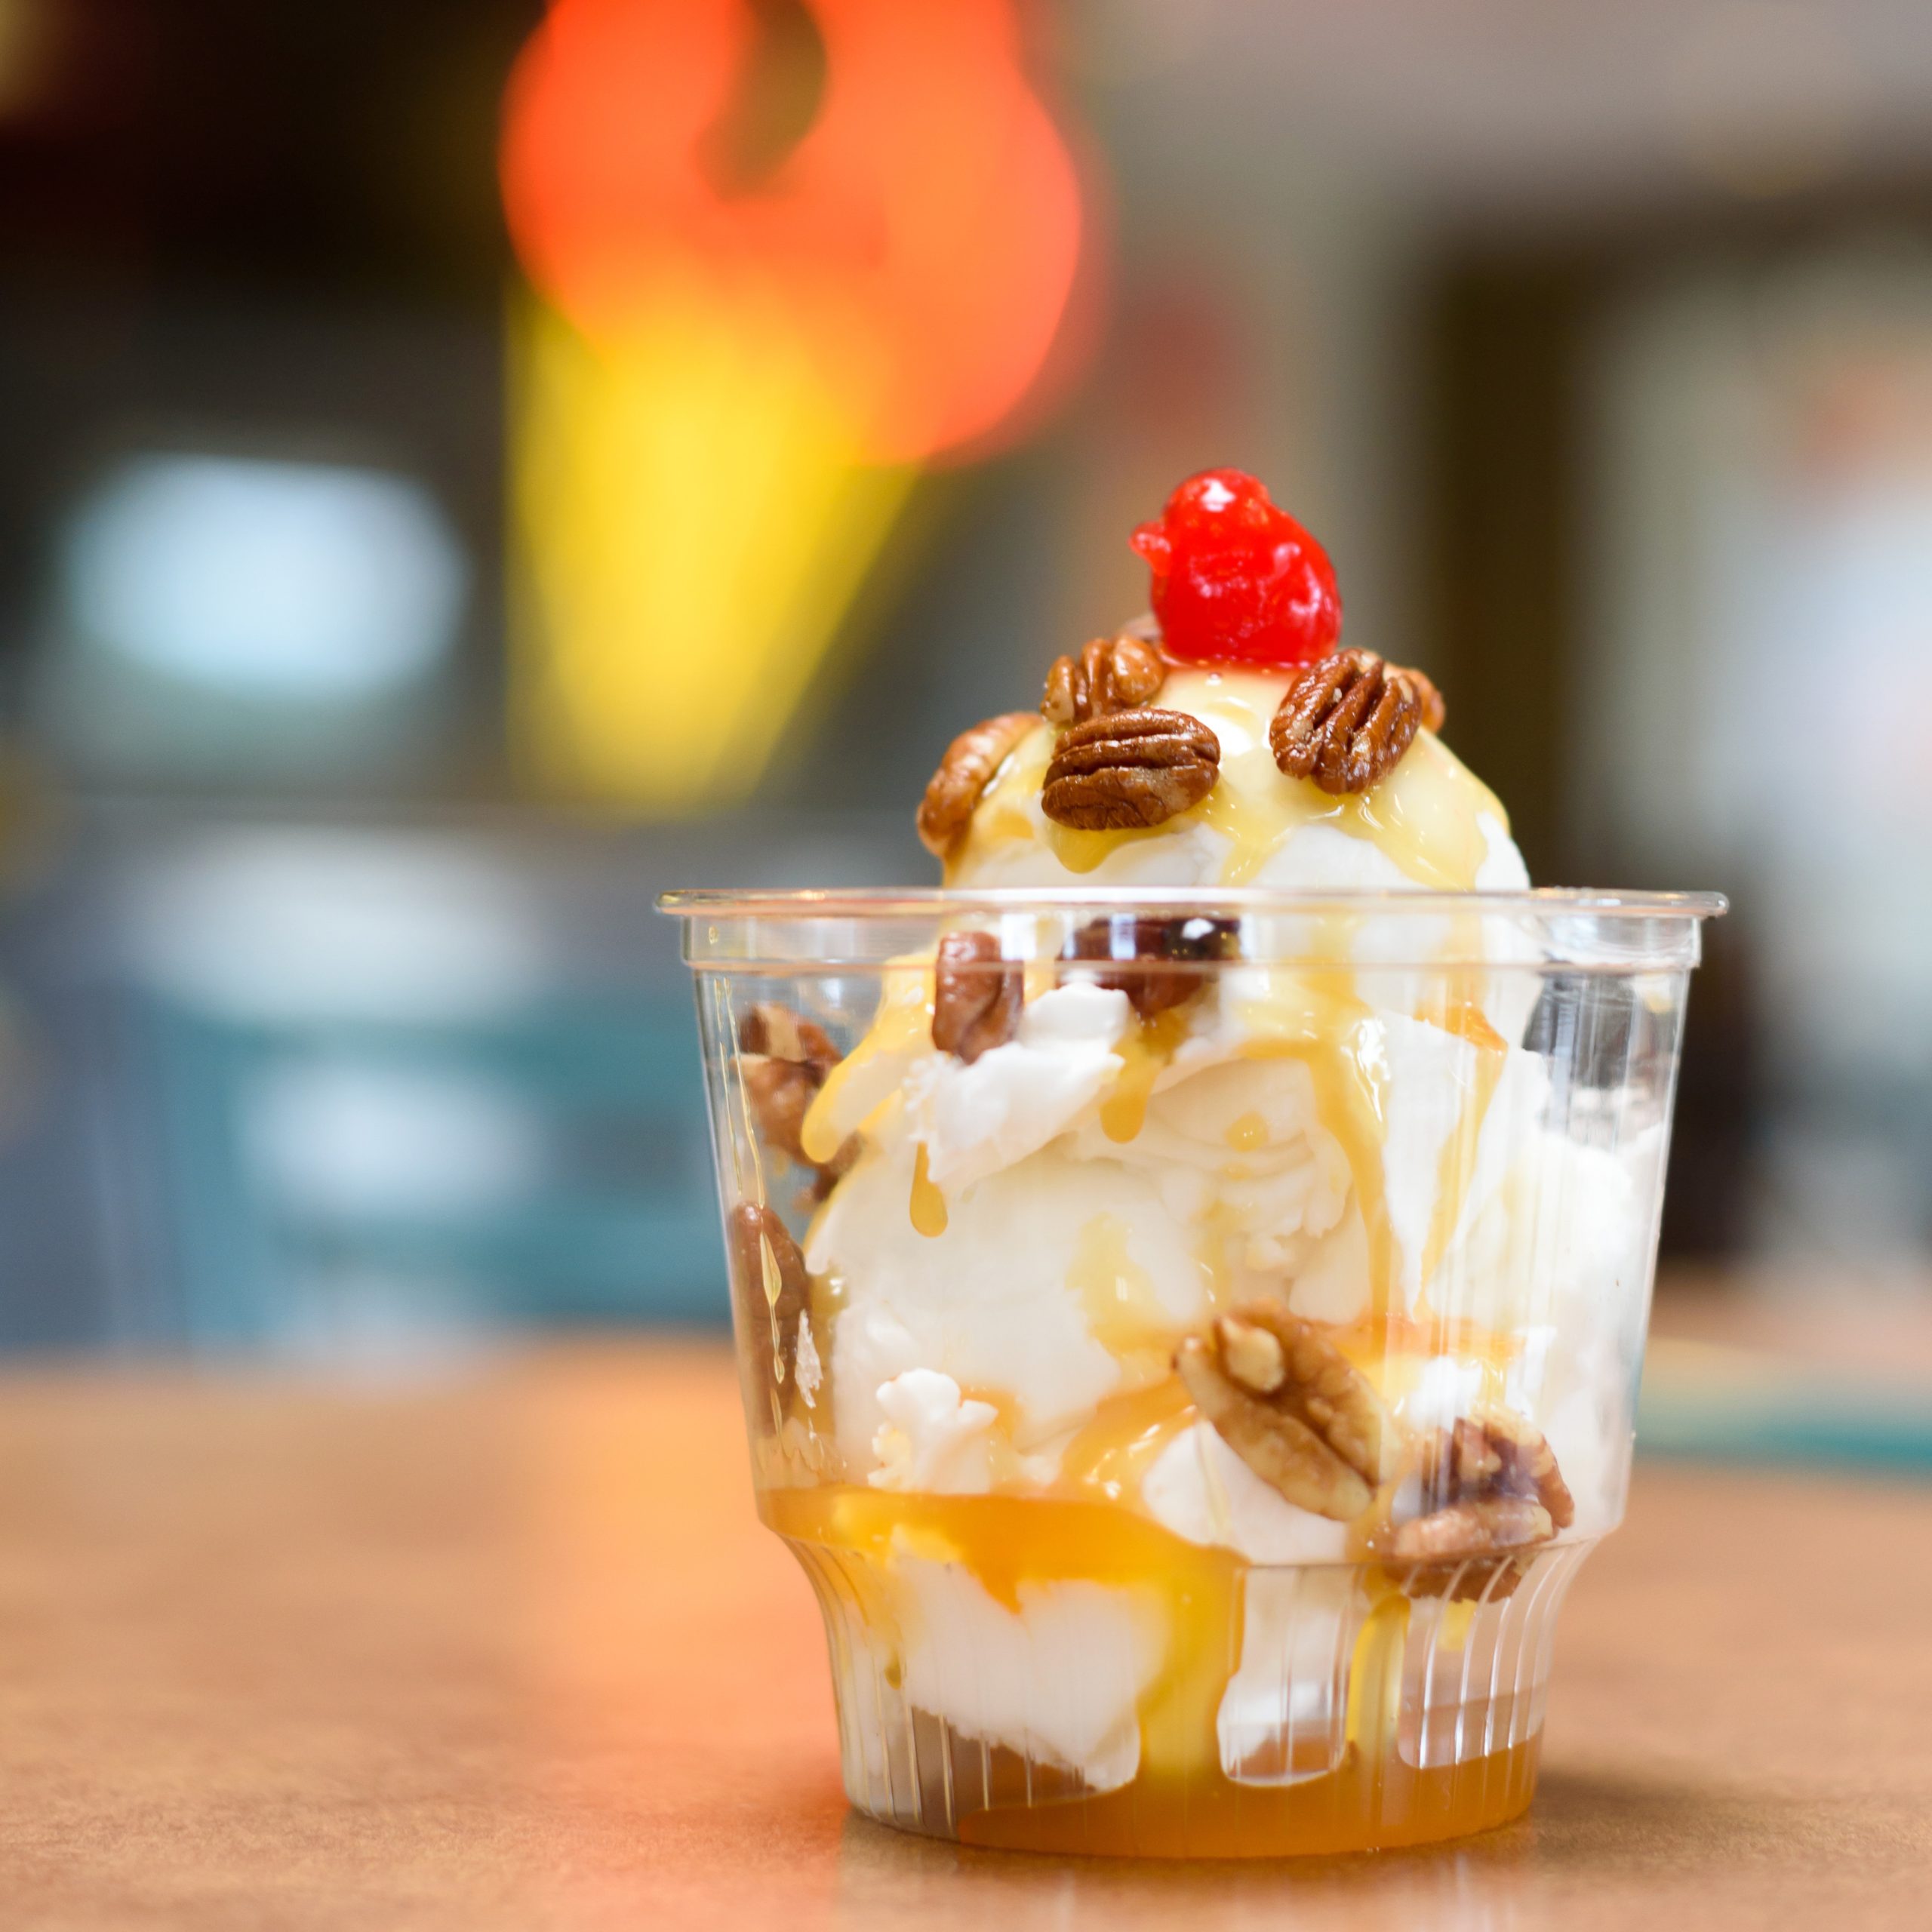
500, 0, 1086, 462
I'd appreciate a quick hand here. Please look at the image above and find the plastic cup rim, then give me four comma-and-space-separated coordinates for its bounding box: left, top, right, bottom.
660, 885, 1726, 973
658, 884, 1727, 920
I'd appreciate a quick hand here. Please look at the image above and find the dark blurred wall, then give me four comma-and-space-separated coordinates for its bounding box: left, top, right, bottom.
0, 1, 536, 794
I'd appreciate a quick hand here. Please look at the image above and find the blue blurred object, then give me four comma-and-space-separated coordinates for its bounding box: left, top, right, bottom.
63, 452, 467, 702
137, 986, 719, 1349
1639, 1335, 1932, 1475
0, 804, 918, 1358
38, 449, 476, 793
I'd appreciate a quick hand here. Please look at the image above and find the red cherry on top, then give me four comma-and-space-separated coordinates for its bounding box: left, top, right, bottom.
1130, 469, 1341, 667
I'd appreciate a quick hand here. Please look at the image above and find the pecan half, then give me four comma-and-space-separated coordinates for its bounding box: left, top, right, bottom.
917, 712, 1038, 859
1176, 1303, 1401, 1521
1063, 914, 1236, 1018
1491, 1408, 1575, 1529
1268, 650, 1444, 795
743, 1057, 815, 1164
1389, 1495, 1552, 1565
1041, 708, 1220, 831
1180, 1340, 1372, 1521
1041, 633, 1167, 728
1407, 667, 1447, 736
931, 931, 1022, 1063
740, 1063, 857, 1198
1390, 1407, 1571, 1597
739, 1002, 839, 1080
737, 1002, 856, 1195
1418, 1411, 1574, 1530
726, 1201, 811, 1409
1244, 1305, 1401, 1484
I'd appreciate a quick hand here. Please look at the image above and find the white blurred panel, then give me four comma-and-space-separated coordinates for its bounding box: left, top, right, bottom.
62, 453, 466, 701
1585, 242, 1932, 1257
121, 829, 548, 1025
243, 1060, 543, 1220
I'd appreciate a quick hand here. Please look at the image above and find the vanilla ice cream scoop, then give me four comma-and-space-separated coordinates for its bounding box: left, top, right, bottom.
943, 663, 1528, 896
815, 639, 1547, 1509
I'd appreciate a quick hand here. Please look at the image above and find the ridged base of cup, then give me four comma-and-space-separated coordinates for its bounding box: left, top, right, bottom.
789, 1535, 1589, 1859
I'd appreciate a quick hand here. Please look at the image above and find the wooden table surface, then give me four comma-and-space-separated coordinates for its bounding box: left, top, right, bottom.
3, 1343, 1927, 1930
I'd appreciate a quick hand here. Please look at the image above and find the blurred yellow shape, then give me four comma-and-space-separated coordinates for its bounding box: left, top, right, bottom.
0, 0, 54, 119
509, 289, 914, 811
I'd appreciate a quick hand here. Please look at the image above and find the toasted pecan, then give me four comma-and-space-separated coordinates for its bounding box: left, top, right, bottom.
739, 1002, 840, 1081
742, 1057, 816, 1165
1389, 1407, 1571, 1597
1176, 1303, 1401, 1521
737, 1001, 854, 1193
1041, 633, 1167, 728
1178, 1338, 1374, 1521
1473, 1411, 1574, 1528
1237, 1303, 1401, 1485
1269, 650, 1441, 795
726, 1201, 812, 1409
1389, 1495, 1552, 1565
1407, 666, 1447, 735
1063, 914, 1236, 1018
931, 931, 1022, 1063
917, 712, 1037, 859
1041, 708, 1220, 831
1419, 1410, 1574, 1531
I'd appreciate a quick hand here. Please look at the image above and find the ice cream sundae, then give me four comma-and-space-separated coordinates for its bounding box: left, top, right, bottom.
665, 468, 1721, 1856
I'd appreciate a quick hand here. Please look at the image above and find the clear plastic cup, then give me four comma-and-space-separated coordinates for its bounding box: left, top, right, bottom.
663, 887, 1723, 1858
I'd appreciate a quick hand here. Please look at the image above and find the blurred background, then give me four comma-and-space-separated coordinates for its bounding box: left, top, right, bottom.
0, 0, 1928, 1420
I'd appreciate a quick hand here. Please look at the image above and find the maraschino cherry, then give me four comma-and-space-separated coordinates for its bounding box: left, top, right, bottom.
1131, 469, 1341, 667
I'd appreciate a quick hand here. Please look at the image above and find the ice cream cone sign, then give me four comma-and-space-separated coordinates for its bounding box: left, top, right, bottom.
500, 0, 1094, 810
